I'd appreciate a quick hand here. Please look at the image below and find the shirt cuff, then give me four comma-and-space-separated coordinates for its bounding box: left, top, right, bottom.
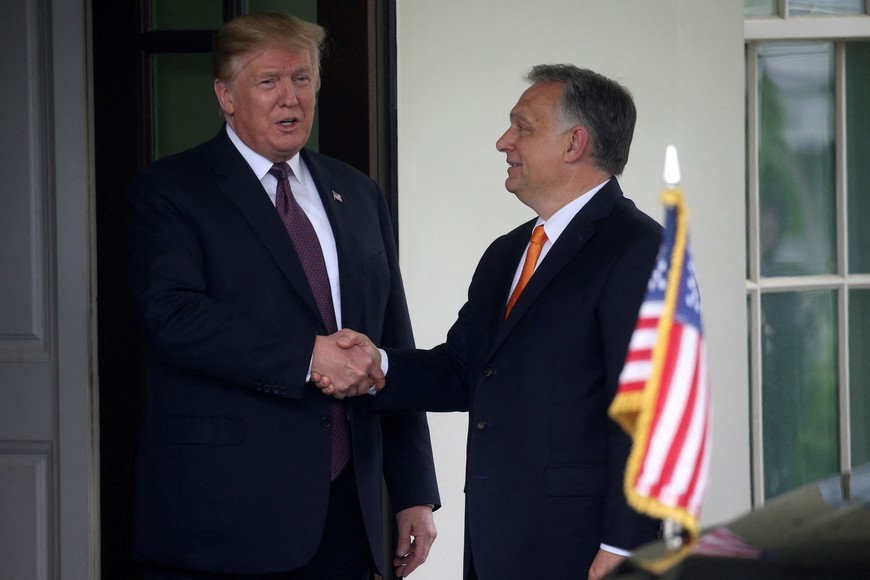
600, 543, 631, 557
366, 348, 389, 395
380, 348, 389, 374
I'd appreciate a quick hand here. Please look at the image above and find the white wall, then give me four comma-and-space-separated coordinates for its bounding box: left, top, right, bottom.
395, 1, 749, 577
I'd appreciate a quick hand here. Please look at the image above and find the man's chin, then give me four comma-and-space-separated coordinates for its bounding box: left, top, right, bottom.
267, 146, 304, 163
269, 135, 310, 160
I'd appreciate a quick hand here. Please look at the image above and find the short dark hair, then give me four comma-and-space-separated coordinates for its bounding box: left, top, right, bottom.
526, 64, 636, 175
213, 13, 326, 89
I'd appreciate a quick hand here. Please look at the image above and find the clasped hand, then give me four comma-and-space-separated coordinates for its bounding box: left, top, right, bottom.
311, 330, 382, 398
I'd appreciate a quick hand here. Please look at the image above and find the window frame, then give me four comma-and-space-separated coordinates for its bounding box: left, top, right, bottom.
744, 7, 870, 506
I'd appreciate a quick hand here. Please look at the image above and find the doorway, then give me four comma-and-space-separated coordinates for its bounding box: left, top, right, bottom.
92, 1, 398, 577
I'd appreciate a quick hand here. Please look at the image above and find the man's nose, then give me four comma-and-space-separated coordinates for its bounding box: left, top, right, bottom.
496, 129, 512, 152
278, 80, 298, 106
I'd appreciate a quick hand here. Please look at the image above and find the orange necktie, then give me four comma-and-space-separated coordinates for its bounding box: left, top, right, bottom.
505, 225, 548, 318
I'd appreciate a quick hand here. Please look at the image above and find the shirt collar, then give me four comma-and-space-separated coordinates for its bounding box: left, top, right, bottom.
225, 124, 307, 187
537, 178, 610, 244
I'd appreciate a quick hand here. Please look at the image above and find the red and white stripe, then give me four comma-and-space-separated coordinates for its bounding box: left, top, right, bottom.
633, 321, 710, 517
618, 301, 664, 394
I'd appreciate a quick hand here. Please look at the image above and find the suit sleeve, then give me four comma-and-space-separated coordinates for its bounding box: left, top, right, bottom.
374, 228, 520, 414
374, 240, 505, 414
372, 188, 441, 511
126, 168, 314, 398
598, 219, 663, 549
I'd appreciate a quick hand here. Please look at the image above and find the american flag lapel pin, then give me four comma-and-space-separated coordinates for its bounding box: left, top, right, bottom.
332, 190, 343, 203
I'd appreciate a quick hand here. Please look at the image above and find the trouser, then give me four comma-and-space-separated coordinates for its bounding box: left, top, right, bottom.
143, 464, 374, 580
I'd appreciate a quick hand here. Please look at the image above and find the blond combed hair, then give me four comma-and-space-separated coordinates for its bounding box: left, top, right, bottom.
213, 13, 326, 89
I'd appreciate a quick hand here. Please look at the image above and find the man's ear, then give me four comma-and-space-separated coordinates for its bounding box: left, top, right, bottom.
214, 79, 234, 117
564, 126, 588, 162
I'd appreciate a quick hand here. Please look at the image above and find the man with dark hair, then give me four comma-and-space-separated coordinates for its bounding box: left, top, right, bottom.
320, 65, 662, 579
127, 12, 439, 580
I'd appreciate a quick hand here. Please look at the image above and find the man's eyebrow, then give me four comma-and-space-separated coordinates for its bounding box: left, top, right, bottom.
254, 64, 313, 77
510, 109, 532, 123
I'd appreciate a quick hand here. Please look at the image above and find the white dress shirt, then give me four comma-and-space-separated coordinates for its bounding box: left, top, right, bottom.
226, 125, 343, 329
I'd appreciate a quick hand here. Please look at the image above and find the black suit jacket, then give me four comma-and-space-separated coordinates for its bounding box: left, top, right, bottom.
126, 128, 439, 574
376, 179, 661, 579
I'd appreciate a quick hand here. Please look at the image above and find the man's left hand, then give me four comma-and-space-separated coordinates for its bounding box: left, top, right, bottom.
393, 505, 436, 577
588, 548, 626, 580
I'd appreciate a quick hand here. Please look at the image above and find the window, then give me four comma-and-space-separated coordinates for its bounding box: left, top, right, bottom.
745, 1, 870, 504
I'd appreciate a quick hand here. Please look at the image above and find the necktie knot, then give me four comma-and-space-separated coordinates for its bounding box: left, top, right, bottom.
269, 162, 290, 181
505, 225, 548, 318
530, 224, 547, 247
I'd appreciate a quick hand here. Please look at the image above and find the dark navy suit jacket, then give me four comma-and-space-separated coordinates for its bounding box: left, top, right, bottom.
376, 179, 661, 579
126, 128, 439, 574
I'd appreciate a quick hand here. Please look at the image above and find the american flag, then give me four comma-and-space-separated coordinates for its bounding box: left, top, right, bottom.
609, 188, 711, 539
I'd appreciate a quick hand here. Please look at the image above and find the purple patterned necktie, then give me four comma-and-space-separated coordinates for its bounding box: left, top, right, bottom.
269, 162, 350, 480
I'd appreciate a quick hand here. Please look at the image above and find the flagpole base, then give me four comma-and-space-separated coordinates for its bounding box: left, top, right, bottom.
664, 518, 684, 551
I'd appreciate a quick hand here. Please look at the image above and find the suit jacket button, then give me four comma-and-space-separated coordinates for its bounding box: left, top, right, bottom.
476, 420, 487, 430
483, 368, 495, 378
321, 416, 332, 428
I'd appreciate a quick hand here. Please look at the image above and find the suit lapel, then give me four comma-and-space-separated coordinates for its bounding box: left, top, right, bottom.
493, 179, 625, 349
208, 129, 323, 324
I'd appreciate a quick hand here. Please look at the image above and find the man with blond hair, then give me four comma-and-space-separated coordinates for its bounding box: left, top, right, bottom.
127, 13, 439, 579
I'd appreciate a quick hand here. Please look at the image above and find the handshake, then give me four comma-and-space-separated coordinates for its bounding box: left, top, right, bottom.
310, 329, 383, 399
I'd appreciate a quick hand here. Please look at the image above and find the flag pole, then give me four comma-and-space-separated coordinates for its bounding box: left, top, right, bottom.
610, 143, 712, 568
662, 144, 684, 552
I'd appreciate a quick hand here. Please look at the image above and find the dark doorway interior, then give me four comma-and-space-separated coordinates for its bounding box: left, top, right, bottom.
92, 2, 397, 578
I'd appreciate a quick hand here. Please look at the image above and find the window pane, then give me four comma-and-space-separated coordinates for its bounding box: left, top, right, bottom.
153, 54, 222, 159
248, 0, 318, 22
789, 0, 867, 16
850, 289, 870, 467
150, 0, 222, 30
757, 43, 836, 277
745, 0, 778, 17
847, 42, 870, 274
761, 290, 839, 499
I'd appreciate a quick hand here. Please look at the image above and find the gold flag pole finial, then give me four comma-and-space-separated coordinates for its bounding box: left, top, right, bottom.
664, 144, 681, 187
662, 145, 683, 208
